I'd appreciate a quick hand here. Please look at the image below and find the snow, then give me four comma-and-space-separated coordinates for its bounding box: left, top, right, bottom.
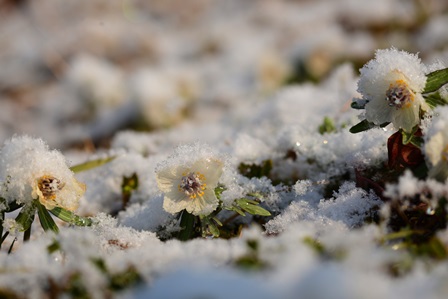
1, 0, 448, 298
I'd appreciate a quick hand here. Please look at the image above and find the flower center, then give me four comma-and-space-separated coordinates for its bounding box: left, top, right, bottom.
179, 172, 206, 199
38, 175, 65, 200
385, 80, 414, 109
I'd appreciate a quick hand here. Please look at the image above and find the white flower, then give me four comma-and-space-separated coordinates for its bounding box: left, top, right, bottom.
155, 144, 224, 216
357, 48, 428, 133
0, 136, 85, 211
424, 107, 448, 181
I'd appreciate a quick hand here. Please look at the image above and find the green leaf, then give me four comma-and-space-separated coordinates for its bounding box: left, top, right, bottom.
91, 257, 108, 273
238, 160, 272, 179
37, 202, 59, 233
423, 68, 448, 94
401, 131, 412, 145
400, 127, 424, 148
409, 136, 424, 148
318, 116, 336, 135
225, 205, 246, 216
349, 120, 389, 134
424, 92, 448, 109
121, 173, 139, 209
235, 199, 271, 216
177, 210, 196, 241
425, 237, 448, 260
303, 236, 325, 255
5, 201, 24, 213
303, 236, 346, 260
212, 217, 223, 227
398, 126, 422, 148
206, 221, 220, 238
47, 240, 61, 253
238, 198, 259, 205
380, 229, 422, 244
8, 237, 17, 254
351, 100, 367, 110
1, 231, 9, 248
349, 119, 375, 133
15, 204, 36, 232
49, 207, 93, 226
214, 185, 226, 200
122, 173, 139, 195
70, 156, 115, 173
109, 266, 142, 291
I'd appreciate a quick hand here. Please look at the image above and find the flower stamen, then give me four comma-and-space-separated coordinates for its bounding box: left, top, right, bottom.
179, 172, 206, 199
38, 175, 65, 200
385, 80, 414, 109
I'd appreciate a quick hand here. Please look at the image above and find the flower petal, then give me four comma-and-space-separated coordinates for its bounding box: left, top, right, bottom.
156, 166, 187, 193
392, 104, 419, 133
186, 188, 219, 216
163, 192, 190, 214
191, 158, 223, 188
365, 96, 394, 125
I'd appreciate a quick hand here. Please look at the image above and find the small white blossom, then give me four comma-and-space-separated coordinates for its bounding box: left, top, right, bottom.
155, 143, 224, 216
0, 136, 85, 211
357, 48, 428, 133
424, 107, 448, 181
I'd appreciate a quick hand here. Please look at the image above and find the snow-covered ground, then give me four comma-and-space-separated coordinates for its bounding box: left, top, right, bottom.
1, 1, 448, 298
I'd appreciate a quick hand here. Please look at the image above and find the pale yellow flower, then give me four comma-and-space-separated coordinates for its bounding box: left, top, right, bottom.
0, 136, 86, 211
32, 174, 86, 211
156, 158, 223, 216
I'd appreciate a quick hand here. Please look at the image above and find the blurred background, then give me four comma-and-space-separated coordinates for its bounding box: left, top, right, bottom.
0, 0, 447, 151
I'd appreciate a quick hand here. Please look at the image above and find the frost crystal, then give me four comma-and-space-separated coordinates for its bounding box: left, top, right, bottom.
357, 48, 428, 133
0, 136, 85, 211
156, 143, 224, 216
